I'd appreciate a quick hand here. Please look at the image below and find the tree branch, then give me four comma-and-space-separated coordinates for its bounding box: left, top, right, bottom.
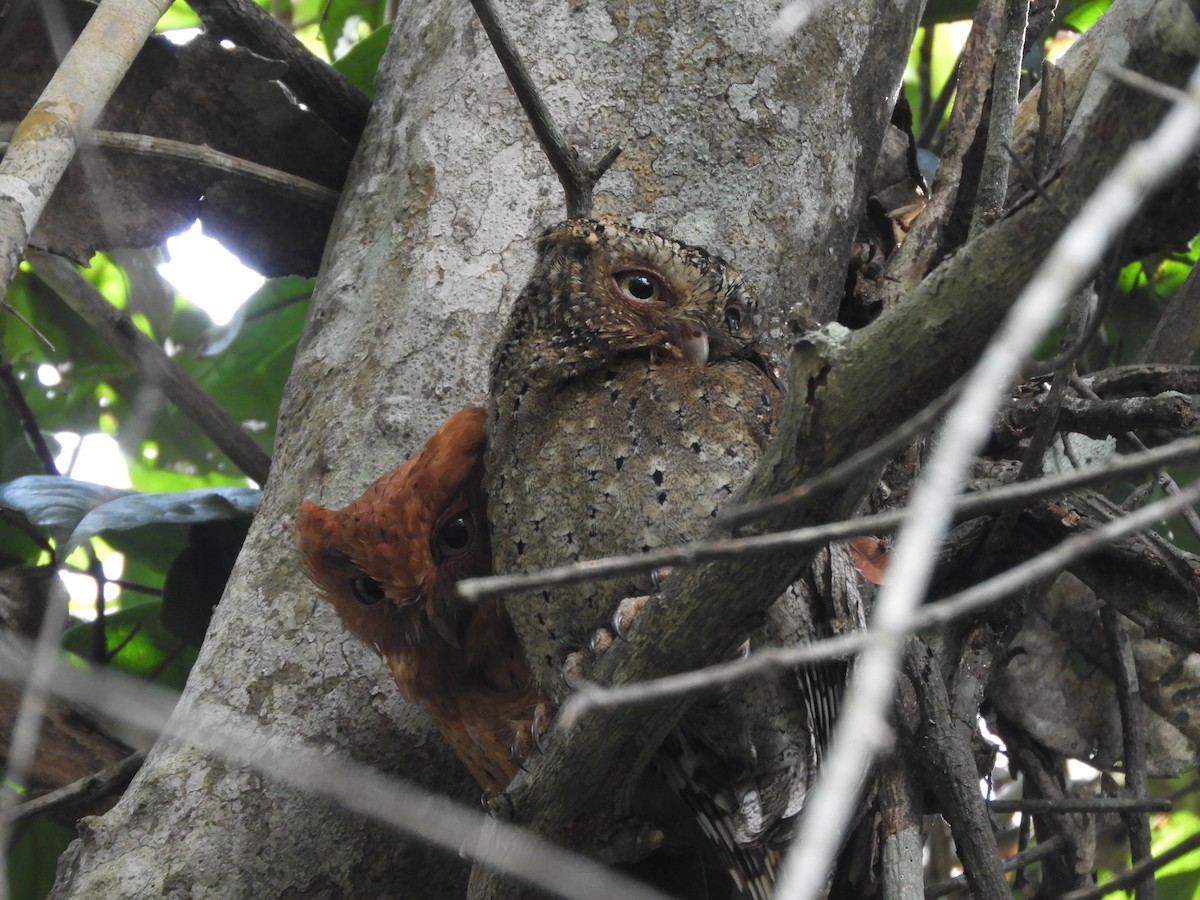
186, 0, 370, 142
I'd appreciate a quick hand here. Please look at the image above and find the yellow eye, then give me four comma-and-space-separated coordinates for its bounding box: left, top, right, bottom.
614, 270, 665, 306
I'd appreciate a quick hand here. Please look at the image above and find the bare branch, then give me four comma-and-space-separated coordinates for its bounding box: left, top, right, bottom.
987, 798, 1172, 814
925, 833, 1068, 898
1057, 832, 1200, 900
1, 751, 146, 826
0, 129, 341, 211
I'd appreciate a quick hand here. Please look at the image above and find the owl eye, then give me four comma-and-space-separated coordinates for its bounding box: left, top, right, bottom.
350, 574, 386, 606
614, 270, 665, 306
724, 306, 742, 331
436, 513, 473, 559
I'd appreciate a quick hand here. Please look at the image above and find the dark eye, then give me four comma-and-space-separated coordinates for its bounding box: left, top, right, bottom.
724, 306, 742, 331
614, 270, 664, 305
350, 574, 386, 606
436, 513, 473, 559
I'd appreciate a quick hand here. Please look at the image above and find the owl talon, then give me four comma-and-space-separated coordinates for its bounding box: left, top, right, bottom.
612, 595, 650, 639
650, 566, 675, 591
562, 648, 591, 685
532, 702, 553, 754
590, 627, 615, 658
510, 701, 557, 765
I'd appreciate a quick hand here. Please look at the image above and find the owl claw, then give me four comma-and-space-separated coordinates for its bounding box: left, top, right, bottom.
590, 626, 615, 657
510, 701, 556, 765
562, 648, 591, 686
532, 702, 553, 754
612, 595, 650, 639
650, 566, 675, 592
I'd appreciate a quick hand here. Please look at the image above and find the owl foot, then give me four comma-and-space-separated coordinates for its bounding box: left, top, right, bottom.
612, 594, 650, 639
562, 624, 617, 685
510, 701, 556, 767
562, 595, 653, 684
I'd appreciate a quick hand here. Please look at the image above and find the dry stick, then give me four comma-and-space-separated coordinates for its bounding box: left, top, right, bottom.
905, 639, 1010, 900
26, 251, 271, 485
459, 431, 1200, 601
0, 635, 672, 900
773, 63, 1200, 900
467, 0, 620, 218
924, 833, 1068, 899
1101, 606, 1155, 900
186, 0, 370, 142
1058, 832, 1200, 900
0, 130, 341, 211
0, 0, 175, 883
916, 53, 962, 149
4, 750, 146, 825
560, 474, 1200, 723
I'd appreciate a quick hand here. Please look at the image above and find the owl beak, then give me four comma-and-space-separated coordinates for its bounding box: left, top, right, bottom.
666, 320, 710, 365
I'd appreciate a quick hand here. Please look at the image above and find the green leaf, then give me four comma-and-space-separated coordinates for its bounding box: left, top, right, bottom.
0, 476, 130, 545
332, 24, 392, 97
318, 0, 388, 61
6, 818, 73, 900
1061, 0, 1115, 31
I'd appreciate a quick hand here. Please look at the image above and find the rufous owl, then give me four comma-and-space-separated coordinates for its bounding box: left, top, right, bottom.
295, 407, 549, 796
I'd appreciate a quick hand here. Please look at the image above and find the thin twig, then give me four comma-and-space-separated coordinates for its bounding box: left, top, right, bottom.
2, 130, 340, 210
467, 0, 620, 217
1, 750, 146, 825
721, 382, 961, 529
1057, 832, 1200, 900
986, 798, 1171, 814
924, 833, 1067, 898
0, 347, 59, 475
459, 432, 1200, 601
1101, 605, 1155, 900
1104, 64, 1195, 105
